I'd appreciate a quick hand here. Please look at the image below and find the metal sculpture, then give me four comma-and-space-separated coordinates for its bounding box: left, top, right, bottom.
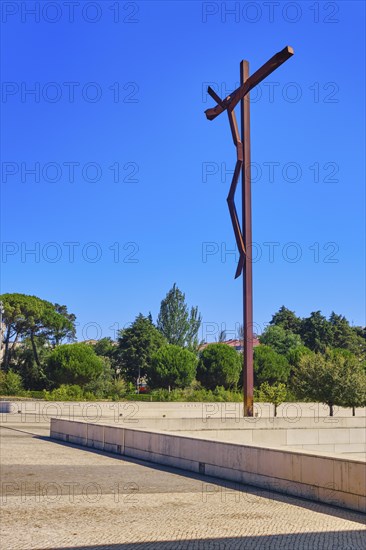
204, 46, 294, 416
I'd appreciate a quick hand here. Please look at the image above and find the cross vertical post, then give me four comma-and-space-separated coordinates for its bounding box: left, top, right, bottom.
204, 46, 294, 416
240, 60, 254, 416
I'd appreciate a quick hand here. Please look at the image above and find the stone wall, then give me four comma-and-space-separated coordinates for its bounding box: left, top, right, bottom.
50, 418, 366, 513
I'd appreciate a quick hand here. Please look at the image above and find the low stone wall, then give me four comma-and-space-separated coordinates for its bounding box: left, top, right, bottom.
3, 400, 365, 421
50, 418, 366, 513
168, 419, 366, 455
109, 416, 365, 455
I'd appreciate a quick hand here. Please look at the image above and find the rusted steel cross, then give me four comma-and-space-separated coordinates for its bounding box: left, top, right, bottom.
204, 46, 294, 416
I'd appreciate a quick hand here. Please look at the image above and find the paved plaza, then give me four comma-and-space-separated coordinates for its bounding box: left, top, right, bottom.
1, 415, 365, 550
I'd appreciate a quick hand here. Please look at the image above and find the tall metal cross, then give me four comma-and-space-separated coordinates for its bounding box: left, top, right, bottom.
205, 46, 294, 416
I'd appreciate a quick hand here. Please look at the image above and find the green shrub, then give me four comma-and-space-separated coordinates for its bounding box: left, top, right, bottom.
26, 390, 45, 399
121, 386, 242, 402
109, 379, 132, 401
213, 386, 242, 402
43, 384, 95, 401
0, 369, 24, 396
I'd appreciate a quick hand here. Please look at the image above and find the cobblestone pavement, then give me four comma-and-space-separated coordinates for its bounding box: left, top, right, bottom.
1, 421, 365, 550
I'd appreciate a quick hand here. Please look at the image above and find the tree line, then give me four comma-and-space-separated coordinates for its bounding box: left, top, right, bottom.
0, 292, 365, 414
255, 307, 365, 415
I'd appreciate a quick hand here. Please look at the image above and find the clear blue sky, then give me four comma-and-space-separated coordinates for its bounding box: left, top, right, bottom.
1, 1, 365, 342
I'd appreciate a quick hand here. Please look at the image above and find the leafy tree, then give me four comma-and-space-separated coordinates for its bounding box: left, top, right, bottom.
149, 344, 197, 389
329, 313, 351, 346
328, 312, 365, 358
12, 337, 53, 390
286, 345, 313, 365
117, 314, 166, 385
218, 329, 227, 343
259, 325, 302, 356
83, 357, 115, 399
46, 343, 104, 387
293, 352, 337, 415
299, 311, 332, 353
254, 345, 290, 386
0, 293, 76, 370
257, 382, 287, 417
269, 306, 365, 359
52, 304, 77, 345
270, 306, 301, 334
94, 337, 115, 357
93, 337, 119, 373
352, 325, 366, 340
292, 348, 364, 416
351, 326, 366, 359
197, 343, 241, 390
335, 351, 366, 415
157, 284, 202, 349
286, 345, 314, 386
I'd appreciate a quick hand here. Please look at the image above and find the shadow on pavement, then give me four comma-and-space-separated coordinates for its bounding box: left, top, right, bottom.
46, 436, 366, 526
39, 530, 366, 549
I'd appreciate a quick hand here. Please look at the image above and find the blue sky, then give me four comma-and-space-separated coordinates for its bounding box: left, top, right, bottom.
1, 0, 365, 341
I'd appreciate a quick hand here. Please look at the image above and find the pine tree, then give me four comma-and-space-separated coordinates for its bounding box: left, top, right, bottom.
157, 284, 202, 350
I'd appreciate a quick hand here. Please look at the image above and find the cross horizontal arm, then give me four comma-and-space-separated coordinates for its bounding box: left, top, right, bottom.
207, 86, 224, 107
205, 46, 294, 121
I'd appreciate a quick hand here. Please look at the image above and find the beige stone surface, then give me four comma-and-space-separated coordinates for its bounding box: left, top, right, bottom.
1, 419, 366, 550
